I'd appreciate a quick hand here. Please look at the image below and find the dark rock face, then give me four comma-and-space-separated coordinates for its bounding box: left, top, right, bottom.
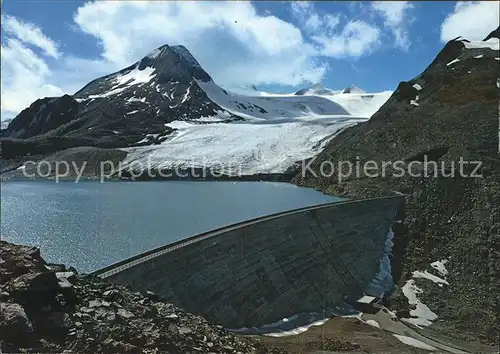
293, 34, 500, 345
428, 39, 466, 67
392, 81, 418, 102
483, 25, 500, 41
0, 241, 281, 353
2, 44, 226, 158
3, 95, 79, 139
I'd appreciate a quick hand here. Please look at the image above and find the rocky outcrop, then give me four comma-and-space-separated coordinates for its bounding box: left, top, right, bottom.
483, 25, 500, 41
293, 29, 500, 345
3, 95, 79, 139
0, 241, 282, 353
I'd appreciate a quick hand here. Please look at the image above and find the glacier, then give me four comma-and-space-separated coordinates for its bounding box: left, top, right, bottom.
121, 84, 392, 176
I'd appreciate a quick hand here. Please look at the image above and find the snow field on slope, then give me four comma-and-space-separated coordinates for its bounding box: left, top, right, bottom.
86, 65, 157, 99
197, 80, 351, 119
196, 79, 391, 119
324, 91, 392, 118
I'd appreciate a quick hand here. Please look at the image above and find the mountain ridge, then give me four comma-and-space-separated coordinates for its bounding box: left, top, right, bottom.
1, 43, 391, 175
293, 26, 500, 345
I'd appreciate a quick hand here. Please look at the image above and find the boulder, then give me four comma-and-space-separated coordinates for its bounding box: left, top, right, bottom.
0, 302, 33, 343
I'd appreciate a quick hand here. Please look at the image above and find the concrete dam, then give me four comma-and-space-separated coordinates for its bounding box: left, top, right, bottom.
92, 196, 403, 329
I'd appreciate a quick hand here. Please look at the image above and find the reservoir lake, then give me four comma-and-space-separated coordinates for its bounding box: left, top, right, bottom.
1, 180, 340, 272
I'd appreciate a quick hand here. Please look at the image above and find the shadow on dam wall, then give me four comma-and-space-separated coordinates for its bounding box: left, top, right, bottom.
93, 196, 404, 329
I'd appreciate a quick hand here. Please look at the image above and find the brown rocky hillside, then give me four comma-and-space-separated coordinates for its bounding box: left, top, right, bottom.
293, 28, 500, 346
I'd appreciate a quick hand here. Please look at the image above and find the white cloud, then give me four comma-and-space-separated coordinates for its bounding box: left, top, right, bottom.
440, 1, 500, 42
290, 2, 340, 33
312, 21, 381, 58
0, 17, 110, 120
371, 1, 414, 49
1, 38, 64, 119
290, 2, 380, 58
73, 1, 326, 88
1, 15, 60, 58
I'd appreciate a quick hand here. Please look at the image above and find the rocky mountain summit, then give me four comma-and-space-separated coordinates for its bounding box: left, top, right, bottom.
293, 27, 500, 345
1, 44, 226, 158
294, 83, 365, 96
0, 241, 283, 353
342, 85, 365, 94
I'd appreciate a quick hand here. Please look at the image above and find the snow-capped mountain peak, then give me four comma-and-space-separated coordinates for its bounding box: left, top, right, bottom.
294, 83, 341, 96
342, 85, 366, 94
75, 44, 212, 101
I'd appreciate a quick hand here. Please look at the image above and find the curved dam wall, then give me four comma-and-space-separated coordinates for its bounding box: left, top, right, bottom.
93, 196, 403, 329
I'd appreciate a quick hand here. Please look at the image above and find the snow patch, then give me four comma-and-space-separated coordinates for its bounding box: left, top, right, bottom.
401, 279, 438, 328
413, 83, 422, 91
446, 58, 460, 66
181, 86, 191, 104
430, 260, 448, 277
461, 38, 500, 50
347, 313, 385, 330
114, 66, 156, 88
88, 86, 128, 99
88, 65, 156, 100
364, 319, 381, 329
497, 78, 500, 89
474, 54, 484, 59
412, 270, 449, 287
393, 335, 437, 351
410, 95, 419, 107
126, 110, 139, 115
126, 97, 147, 103
263, 318, 329, 337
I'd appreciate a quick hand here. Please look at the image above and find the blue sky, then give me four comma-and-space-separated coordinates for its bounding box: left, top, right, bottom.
1, 1, 499, 120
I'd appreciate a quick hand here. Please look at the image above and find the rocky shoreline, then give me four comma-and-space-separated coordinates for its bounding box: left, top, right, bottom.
0, 241, 284, 353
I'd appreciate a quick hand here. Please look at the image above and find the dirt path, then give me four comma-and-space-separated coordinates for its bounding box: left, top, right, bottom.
254, 316, 430, 353
253, 310, 496, 353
